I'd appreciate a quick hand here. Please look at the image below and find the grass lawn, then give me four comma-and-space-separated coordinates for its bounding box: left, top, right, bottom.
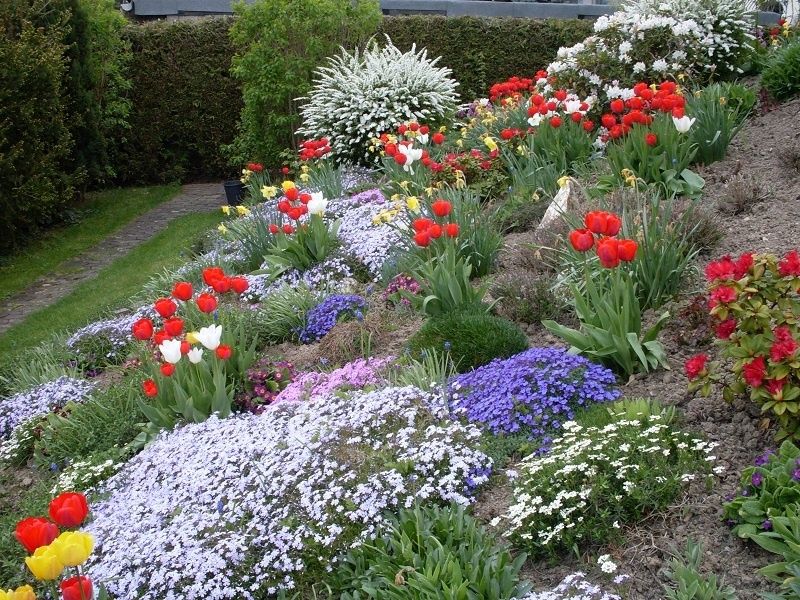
0, 210, 221, 362
0, 185, 181, 302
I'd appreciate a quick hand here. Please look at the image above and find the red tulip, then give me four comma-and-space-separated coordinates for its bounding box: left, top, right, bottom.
269, 224, 279, 234
202, 267, 226, 286
384, 142, 397, 156
414, 231, 431, 247
164, 318, 184, 337
582, 120, 594, 132
604, 214, 621, 236
569, 229, 594, 252
211, 277, 231, 294
554, 89, 567, 101
180, 340, 191, 354
596, 237, 620, 268
601, 114, 617, 129
171, 281, 193, 302
14, 517, 59, 553
444, 223, 460, 238
285, 187, 299, 202
428, 224, 443, 239
131, 318, 154, 341
610, 99, 625, 114
60, 576, 93, 600
283, 224, 295, 235
431, 199, 452, 217
281, 166, 290, 175
412, 218, 434, 233
153, 329, 170, 346
142, 378, 158, 398
431, 132, 444, 145
215, 345, 233, 360
49, 492, 89, 528
645, 133, 658, 147
277, 200, 291, 214
397, 124, 407, 135
196, 293, 218, 313
154, 298, 177, 319
617, 239, 638, 261
570, 112, 582, 123
500, 128, 515, 140
419, 125, 429, 134
584, 211, 607, 235
393, 153, 407, 166
230, 276, 249, 294
299, 193, 311, 205
549, 116, 562, 128
160, 363, 175, 377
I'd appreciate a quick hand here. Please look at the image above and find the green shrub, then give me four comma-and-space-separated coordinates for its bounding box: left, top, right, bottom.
762, 39, 800, 100
0, 0, 74, 252
330, 504, 531, 599
492, 272, 570, 325
380, 16, 593, 102
118, 19, 243, 184
253, 284, 322, 344
687, 82, 753, 166
409, 311, 528, 373
228, 0, 381, 168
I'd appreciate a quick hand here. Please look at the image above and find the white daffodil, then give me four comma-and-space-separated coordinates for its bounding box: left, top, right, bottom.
672, 115, 696, 133
196, 324, 222, 350
307, 192, 328, 216
187, 347, 204, 364
159, 339, 182, 364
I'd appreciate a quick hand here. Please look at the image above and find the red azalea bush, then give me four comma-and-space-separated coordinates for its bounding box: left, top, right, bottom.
686, 250, 800, 440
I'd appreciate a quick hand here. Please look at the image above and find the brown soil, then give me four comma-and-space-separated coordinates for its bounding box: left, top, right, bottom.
478, 96, 800, 597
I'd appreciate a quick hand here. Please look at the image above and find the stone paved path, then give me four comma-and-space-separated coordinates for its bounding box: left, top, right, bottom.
0, 183, 224, 335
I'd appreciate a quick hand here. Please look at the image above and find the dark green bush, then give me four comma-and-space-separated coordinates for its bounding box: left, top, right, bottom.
330, 504, 531, 599
380, 16, 593, 102
762, 40, 800, 100
409, 311, 528, 373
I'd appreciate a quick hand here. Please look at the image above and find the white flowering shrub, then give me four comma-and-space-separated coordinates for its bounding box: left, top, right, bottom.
85, 386, 491, 598
494, 414, 717, 557
298, 36, 459, 165
547, 0, 753, 100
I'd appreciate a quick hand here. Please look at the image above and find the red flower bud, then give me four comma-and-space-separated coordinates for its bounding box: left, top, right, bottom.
154, 298, 177, 319
617, 239, 638, 262
49, 492, 89, 528
431, 132, 444, 145
428, 224, 443, 239
171, 281, 193, 301
164, 317, 184, 337
444, 223, 460, 238
160, 363, 175, 377
61, 576, 93, 600
645, 133, 658, 147
549, 116, 562, 128
283, 224, 295, 234
431, 199, 452, 217
143, 379, 158, 398
215, 344, 233, 360
269, 224, 279, 234
596, 237, 620, 268
230, 276, 249, 294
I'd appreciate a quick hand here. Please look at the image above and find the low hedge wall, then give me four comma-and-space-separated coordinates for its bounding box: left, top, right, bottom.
117, 16, 593, 184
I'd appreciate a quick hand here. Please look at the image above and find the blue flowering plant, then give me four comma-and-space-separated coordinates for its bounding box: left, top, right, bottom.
298, 294, 367, 343
448, 348, 620, 441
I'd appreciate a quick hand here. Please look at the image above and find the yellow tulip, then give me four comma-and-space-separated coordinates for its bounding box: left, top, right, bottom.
50, 531, 94, 567
261, 185, 278, 199
281, 180, 295, 192
220, 205, 231, 215
235, 205, 250, 217
25, 546, 64, 580
484, 137, 498, 153
0, 586, 35, 600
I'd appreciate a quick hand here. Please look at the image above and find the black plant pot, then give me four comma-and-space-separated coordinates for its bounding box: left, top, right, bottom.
223, 180, 245, 206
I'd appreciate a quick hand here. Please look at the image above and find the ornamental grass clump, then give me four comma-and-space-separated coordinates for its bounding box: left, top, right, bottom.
84, 386, 492, 598
298, 294, 367, 343
685, 250, 800, 440
448, 348, 619, 439
495, 413, 717, 557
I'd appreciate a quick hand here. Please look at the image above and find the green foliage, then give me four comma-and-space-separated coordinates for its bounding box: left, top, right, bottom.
663, 539, 737, 600
762, 39, 800, 100
745, 507, 800, 598
34, 380, 144, 466
687, 82, 753, 166
0, 335, 79, 397
330, 504, 531, 599
381, 16, 593, 102
389, 347, 456, 392
409, 311, 528, 373
228, 0, 381, 167
441, 188, 503, 279
577, 397, 677, 429
0, 0, 74, 252
261, 213, 341, 276
492, 272, 570, 325
307, 161, 346, 200
222, 205, 284, 272
253, 284, 321, 344
119, 19, 242, 183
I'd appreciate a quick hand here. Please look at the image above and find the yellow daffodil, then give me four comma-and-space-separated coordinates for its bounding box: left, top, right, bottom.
50, 531, 94, 567
398, 180, 410, 191
532, 192, 540, 201
620, 168, 637, 187
25, 546, 64, 580
438, 125, 447, 133
557, 176, 570, 189
369, 145, 376, 152
650, 83, 658, 91
455, 139, 464, 148
424, 187, 434, 197
217, 223, 228, 234
281, 180, 296, 192
186, 331, 200, 345
235, 205, 250, 217
677, 72, 686, 81
0, 585, 35, 600
220, 205, 231, 215
719, 96, 727, 105
405, 196, 421, 213
516, 144, 526, 156
299, 173, 310, 183
484, 137, 498, 152
300, 165, 309, 174
261, 185, 278, 199
390, 193, 401, 202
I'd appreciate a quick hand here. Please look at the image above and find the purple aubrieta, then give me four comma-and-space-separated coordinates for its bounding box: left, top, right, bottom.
448, 348, 619, 439
298, 294, 367, 343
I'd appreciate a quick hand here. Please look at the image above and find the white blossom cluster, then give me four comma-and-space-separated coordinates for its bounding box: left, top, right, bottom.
66, 305, 153, 362
547, 0, 752, 100
519, 572, 624, 600
298, 36, 459, 165
0, 376, 95, 439
495, 417, 718, 550
52, 455, 126, 495
85, 386, 491, 598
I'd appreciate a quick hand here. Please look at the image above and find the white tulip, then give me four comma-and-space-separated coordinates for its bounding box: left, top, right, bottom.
187, 347, 204, 364
307, 192, 328, 216
563, 100, 582, 114
417, 133, 429, 145
196, 324, 222, 350
159, 339, 182, 364
398, 144, 423, 172
672, 115, 696, 133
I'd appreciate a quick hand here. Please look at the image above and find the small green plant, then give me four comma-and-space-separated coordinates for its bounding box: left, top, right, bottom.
389, 347, 456, 392
762, 39, 800, 100
330, 504, 531, 599
663, 539, 737, 600
687, 82, 753, 166
0, 335, 79, 396
222, 204, 284, 271
499, 138, 561, 202
306, 160, 345, 199
253, 283, 322, 344
409, 311, 528, 373
716, 173, 770, 216
492, 272, 569, 324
